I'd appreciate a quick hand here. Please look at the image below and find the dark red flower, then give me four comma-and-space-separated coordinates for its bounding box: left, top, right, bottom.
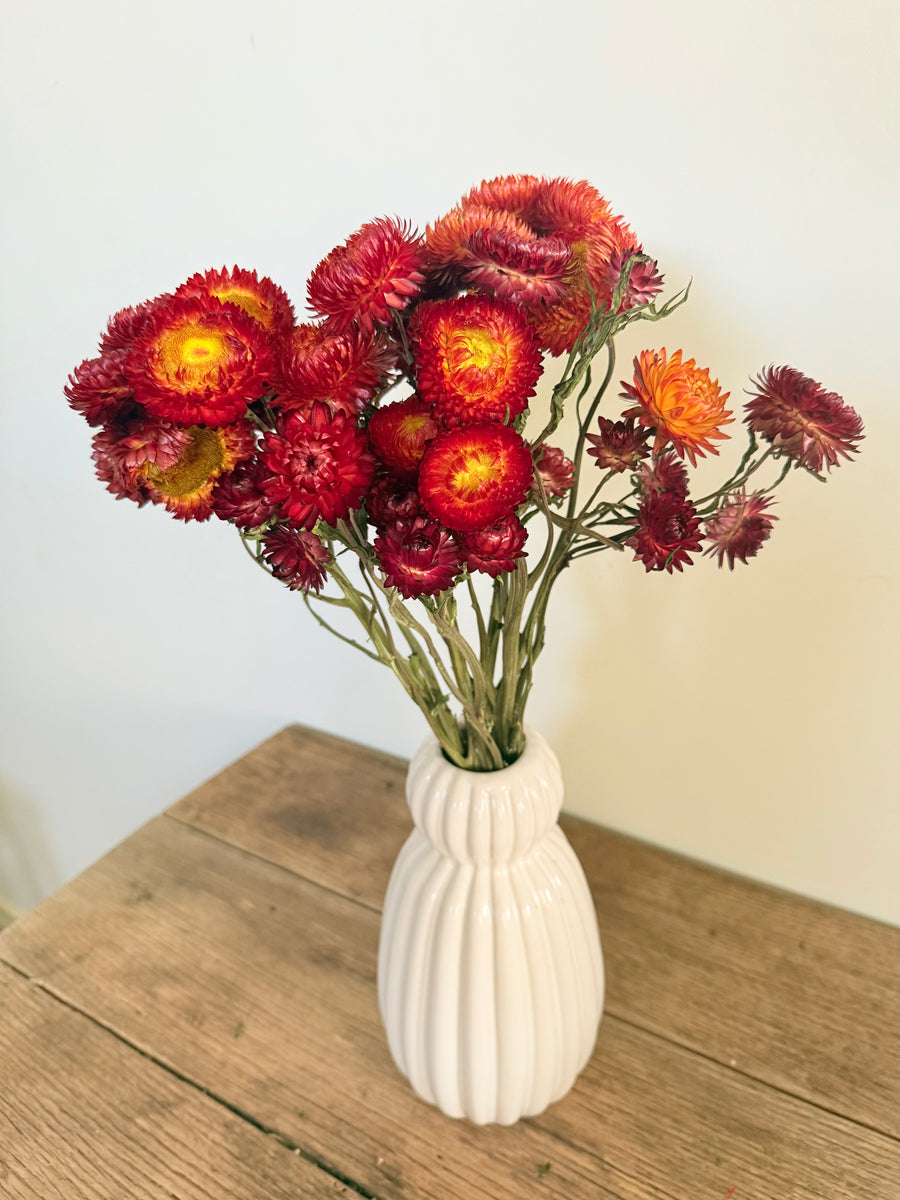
626, 491, 702, 573
418, 423, 534, 532
459, 225, 573, 307
745, 366, 863, 473
704, 494, 777, 569
262, 526, 329, 592
586, 416, 651, 473
212, 458, 279, 528
374, 516, 461, 598
364, 474, 425, 530
639, 452, 690, 498
307, 217, 426, 334
99, 297, 168, 354
458, 514, 528, 577
260, 403, 375, 529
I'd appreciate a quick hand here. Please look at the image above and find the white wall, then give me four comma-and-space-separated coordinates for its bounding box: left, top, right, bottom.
2, 1, 898, 922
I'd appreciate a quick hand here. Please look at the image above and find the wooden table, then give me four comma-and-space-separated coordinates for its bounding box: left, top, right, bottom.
2, 726, 899, 1199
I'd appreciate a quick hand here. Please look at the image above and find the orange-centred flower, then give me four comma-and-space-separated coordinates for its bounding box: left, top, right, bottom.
125, 294, 275, 427
417, 424, 534, 532
176, 267, 295, 338
411, 295, 541, 427
367, 396, 439, 477
621, 348, 733, 466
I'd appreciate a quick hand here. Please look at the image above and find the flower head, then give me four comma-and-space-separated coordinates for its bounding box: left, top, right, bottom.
458, 514, 528, 577
417, 423, 534, 532
212, 458, 279, 529
307, 217, 426, 334
533, 444, 575, 498
745, 366, 863, 473
367, 396, 439, 477
262, 526, 329, 592
261, 403, 375, 529
66, 350, 136, 426
704, 493, 777, 569
461, 175, 613, 240
125, 294, 275, 426
364, 473, 426, 530
176, 267, 295, 338
626, 491, 702, 573
278, 323, 396, 417
100, 297, 167, 354
622, 348, 733, 466
586, 416, 651, 473
411, 295, 541, 427
93, 414, 255, 520
374, 516, 461, 598
639, 451, 690, 499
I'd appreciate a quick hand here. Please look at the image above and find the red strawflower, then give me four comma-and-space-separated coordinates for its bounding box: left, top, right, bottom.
704, 493, 777, 570
603, 247, 664, 310
458, 514, 528, 577
374, 516, 461, 599
533, 444, 575, 498
261, 402, 375, 529
622, 348, 733, 466
418, 423, 534, 532
745, 366, 864, 473
307, 217, 426, 334
212, 458, 279, 528
176, 266, 295, 338
457, 225, 573, 307
262, 526, 329, 593
125, 293, 275, 427
65, 350, 136, 426
411, 294, 542, 427
639, 452, 690, 499
367, 396, 440, 477
364, 473, 426, 530
461, 175, 613, 240
585, 416, 651, 473
278, 323, 396, 417
99, 297, 168, 354
627, 491, 703, 573
425, 205, 536, 283
93, 415, 255, 520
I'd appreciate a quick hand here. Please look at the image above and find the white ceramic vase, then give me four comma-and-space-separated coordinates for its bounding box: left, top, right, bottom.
377, 726, 604, 1125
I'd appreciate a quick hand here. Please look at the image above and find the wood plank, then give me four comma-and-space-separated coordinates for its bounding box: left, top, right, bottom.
3, 815, 897, 1200
0, 963, 353, 1199
167, 724, 900, 1139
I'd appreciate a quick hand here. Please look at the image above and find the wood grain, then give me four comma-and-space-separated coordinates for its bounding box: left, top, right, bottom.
167, 723, 900, 1139
3, 814, 898, 1200
0, 963, 352, 1199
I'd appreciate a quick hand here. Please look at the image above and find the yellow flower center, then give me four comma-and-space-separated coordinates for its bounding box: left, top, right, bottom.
158, 322, 233, 386
457, 329, 501, 372
452, 449, 499, 499
143, 428, 225, 498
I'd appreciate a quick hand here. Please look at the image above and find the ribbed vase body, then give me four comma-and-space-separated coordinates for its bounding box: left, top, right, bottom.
377, 727, 604, 1125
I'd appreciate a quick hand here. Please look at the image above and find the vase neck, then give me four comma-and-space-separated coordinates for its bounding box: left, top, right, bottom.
405, 726, 563, 865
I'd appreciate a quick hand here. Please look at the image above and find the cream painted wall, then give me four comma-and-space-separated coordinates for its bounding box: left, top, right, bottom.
2, 1, 898, 922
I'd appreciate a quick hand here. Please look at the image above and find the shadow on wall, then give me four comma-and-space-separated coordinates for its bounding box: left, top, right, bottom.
0, 777, 59, 912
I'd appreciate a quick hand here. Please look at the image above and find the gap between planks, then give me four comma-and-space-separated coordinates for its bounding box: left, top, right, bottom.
0, 958, 380, 1200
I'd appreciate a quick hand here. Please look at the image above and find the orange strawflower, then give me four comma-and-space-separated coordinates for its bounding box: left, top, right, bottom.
621, 348, 733, 466
411, 295, 541, 427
